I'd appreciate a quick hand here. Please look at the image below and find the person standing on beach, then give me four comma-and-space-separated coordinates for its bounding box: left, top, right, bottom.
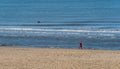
79, 42, 83, 49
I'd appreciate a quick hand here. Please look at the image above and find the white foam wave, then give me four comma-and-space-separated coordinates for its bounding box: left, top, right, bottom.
0, 28, 33, 31
0, 27, 120, 33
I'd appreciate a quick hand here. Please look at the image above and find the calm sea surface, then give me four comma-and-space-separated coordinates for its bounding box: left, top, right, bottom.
0, 0, 120, 50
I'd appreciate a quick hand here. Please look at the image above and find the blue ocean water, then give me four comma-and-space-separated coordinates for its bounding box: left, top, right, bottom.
0, 0, 120, 50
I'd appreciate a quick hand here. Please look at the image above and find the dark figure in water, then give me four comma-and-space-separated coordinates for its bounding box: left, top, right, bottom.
79, 42, 83, 49
37, 21, 40, 23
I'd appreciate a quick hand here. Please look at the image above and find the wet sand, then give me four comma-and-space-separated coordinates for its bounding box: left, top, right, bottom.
0, 47, 120, 69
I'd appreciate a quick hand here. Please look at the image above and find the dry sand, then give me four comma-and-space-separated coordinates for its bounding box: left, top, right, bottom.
0, 47, 120, 69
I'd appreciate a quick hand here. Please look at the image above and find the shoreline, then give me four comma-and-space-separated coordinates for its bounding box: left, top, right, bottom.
1, 45, 120, 51
0, 46, 120, 69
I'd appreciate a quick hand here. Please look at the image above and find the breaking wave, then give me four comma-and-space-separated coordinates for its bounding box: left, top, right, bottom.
0, 27, 120, 33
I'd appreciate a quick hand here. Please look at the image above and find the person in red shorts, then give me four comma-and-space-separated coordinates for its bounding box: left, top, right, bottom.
80, 42, 83, 49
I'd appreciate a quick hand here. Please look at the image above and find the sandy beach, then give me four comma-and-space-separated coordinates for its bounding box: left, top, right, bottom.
0, 47, 120, 69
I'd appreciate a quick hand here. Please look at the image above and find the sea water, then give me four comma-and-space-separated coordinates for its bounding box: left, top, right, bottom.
0, 0, 120, 50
